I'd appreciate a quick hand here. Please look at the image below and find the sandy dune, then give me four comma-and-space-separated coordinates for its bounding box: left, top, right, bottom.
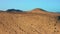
0, 9, 60, 34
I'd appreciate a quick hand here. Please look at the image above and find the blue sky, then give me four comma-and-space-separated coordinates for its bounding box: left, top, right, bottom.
0, 0, 60, 12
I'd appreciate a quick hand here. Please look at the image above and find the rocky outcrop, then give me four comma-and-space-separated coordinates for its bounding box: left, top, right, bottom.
0, 8, 60, 34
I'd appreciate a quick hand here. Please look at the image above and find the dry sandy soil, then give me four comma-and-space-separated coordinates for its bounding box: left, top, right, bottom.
0, 8, 60, 34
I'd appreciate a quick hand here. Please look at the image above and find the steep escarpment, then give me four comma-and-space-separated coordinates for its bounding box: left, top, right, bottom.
0, 8, 60, 34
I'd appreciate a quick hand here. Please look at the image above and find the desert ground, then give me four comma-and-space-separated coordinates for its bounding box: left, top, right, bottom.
0, 8, 60, 34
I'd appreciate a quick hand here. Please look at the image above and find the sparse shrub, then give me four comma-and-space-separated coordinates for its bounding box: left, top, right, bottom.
57, 16, 60, 20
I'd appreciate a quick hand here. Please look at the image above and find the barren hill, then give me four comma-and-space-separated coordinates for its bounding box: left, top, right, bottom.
0, 8, 60, 34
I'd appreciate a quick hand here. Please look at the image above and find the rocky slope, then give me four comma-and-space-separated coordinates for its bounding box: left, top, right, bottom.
0, 8, 60, 34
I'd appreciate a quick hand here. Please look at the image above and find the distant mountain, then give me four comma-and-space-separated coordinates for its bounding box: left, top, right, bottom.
6, 9, 23, 12
32, 8, 47, 11
56, 12, 60, 14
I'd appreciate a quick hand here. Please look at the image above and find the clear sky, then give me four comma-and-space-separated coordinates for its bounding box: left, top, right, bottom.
0, 0, 60, 12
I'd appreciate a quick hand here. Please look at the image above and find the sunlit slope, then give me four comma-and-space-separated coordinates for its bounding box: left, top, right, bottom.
0, 10, 60, 34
